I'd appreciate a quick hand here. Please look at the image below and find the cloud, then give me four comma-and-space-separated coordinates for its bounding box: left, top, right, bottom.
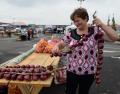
4, 0, 66, 7
0, 0, 120, 25
5, 0, 39, 7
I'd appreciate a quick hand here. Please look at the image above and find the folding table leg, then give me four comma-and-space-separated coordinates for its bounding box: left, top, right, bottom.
30, 86, 42, 94
18, 84, 31, 94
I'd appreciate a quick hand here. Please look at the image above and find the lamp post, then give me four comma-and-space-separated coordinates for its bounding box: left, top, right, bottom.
77, 0, 85, 7
107, 16, 110, 26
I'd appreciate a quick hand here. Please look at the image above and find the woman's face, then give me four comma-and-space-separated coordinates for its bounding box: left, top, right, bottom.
73, 16, 87, 30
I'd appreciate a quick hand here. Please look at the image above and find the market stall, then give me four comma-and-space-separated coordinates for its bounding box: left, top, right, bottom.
0, 52, 60, 94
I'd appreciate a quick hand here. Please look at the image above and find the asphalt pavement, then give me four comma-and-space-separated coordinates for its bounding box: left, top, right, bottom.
0, 34, 120, 94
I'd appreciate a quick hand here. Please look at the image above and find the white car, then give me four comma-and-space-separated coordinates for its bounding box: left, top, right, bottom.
20, 28, 27, 35
64, 25, 76, 35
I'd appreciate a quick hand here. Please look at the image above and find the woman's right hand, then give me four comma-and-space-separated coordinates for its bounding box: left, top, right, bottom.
51, 41, 66, 57
52, 45, 60, 54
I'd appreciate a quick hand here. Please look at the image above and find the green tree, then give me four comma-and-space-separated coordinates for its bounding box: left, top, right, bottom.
112, 14, 116, 31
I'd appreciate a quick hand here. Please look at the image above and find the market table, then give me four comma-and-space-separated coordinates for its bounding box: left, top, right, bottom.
0, 52, 60, 94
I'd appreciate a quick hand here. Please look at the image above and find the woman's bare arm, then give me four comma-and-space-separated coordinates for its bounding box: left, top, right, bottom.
94, 18, 119, 41
101, 23, 119, 41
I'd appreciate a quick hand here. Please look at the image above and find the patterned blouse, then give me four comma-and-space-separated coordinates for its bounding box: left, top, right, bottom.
62, 27, 99, 75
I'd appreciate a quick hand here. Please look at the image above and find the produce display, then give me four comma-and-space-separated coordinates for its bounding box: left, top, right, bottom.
95, 31, 104, 84
35, 38, 55, 54
43, 45, 54, 54
0, 65, 54, 81
35, 38, 48, 53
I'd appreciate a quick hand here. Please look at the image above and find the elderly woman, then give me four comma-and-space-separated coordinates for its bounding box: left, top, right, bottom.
52, 8, 119, 94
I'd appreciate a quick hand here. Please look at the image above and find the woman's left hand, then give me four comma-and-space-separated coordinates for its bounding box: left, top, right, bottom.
93, 17, 119, 41
93, 18, 103, 27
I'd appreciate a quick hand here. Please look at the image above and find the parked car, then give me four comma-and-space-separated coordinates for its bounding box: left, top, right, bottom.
64, 25, 76, 34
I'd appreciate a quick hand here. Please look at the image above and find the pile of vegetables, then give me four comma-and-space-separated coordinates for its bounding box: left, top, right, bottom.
35, 38, 55, 54
0, 65, 54, 81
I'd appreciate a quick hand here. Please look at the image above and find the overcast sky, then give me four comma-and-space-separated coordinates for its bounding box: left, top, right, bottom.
0, 0, 120, 25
